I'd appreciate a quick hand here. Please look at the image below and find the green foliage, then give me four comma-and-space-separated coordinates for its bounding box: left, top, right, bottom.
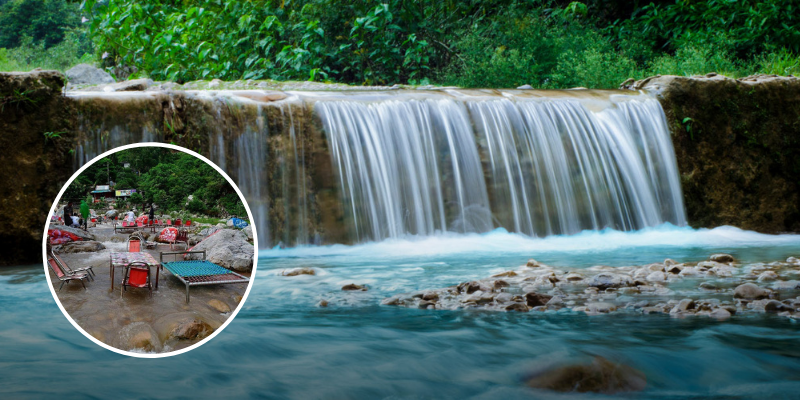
65, 148, 245, 217
615, 0, 800, 57
0, 0, 81, 48
757, 49, 800, 76
0, 0, 788, 88
0, 30, 94, 72
645, 34, 748, 78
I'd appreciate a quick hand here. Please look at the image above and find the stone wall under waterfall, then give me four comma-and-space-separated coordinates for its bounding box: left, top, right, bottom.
3, 70, 800, 264
68, 88, 687, 248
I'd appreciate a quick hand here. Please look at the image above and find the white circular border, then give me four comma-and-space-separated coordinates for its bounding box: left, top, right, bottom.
42, 142, 259, 358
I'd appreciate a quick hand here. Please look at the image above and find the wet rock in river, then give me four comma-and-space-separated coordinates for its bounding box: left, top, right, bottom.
525, 356, 646, 394
709, 308, 732, 320
588, 273, 632, 290
381, 294, 406, 306
505, 303, 530, 312
757, 271, 778, 281
710, 254, 736, 263
457, 281, 483, 294
771, 280, 800, 291
207, 299, 231, 313
734, 283, 771, 299
526, 259, 542, 268
646, 271, 667, 282
586, 302, 617, 314
418, 300, 436, 309
679, 267, 701, 277
171, 319, 213, 340
493, 280, 510, 289
492, 270, 518, 277
282, 267, 316, 276
670, 299, 696, 314
764, 300, 794, 313
115, 322, 162, 352
152, 312, 218, 344
494, 292, 513, 303
787, 257, 800, 264
526, 292, 553, 307
342, 283, 368, 291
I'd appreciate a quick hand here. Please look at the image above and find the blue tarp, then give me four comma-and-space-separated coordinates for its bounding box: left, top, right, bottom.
231, 217, 249, 229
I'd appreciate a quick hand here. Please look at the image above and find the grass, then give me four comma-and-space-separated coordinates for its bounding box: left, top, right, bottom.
0, 31, 94, 73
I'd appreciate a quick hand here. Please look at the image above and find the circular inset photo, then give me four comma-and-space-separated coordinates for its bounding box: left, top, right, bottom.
42, 143, 257, 357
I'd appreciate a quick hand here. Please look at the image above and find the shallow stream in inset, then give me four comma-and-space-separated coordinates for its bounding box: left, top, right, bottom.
3, 224, 800, 398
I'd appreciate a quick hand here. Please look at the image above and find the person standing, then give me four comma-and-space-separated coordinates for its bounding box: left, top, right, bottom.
149, 204, 155, 223
63, 202, 73, 226
79, 200, 90, 230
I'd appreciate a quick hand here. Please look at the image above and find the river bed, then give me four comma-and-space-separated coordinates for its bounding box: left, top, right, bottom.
2, 224, 800, 398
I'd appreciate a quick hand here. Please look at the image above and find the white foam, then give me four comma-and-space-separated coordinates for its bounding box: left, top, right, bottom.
260, 224, 800, 259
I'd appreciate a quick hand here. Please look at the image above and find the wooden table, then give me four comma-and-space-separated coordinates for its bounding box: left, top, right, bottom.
109, 252, 161, 290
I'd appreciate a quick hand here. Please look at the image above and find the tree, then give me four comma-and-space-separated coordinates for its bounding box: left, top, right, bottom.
0, 0, 81, 48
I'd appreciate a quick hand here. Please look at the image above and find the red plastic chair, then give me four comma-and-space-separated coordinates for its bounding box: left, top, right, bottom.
166, 219, 171, 225
185, 220, 191, 226
121, 261, 152, 298
128, 239, 141, 253
175, 219, 182, 226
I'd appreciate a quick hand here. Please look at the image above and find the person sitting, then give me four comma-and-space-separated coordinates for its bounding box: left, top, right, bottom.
71, 213, 80, 228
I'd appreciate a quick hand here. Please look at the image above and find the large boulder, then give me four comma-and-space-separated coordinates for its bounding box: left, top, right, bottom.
53, 225, 96, 241
242, 225, 253, 241
114, 322, 162, 352
187, 229, 254, 272
59, 240, 105, 253
525, 356, 647, 394
65, 64, 115, 85
152, 312, 216, 344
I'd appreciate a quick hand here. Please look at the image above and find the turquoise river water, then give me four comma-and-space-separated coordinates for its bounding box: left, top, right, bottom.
2, 224, 800, 399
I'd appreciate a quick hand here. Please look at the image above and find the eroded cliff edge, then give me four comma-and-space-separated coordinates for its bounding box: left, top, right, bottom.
0, 70, 76, 266
628, 74, 800, 233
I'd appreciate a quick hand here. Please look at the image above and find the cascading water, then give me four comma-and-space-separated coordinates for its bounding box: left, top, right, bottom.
315, 91, 686, 241
68, 89, 686, 248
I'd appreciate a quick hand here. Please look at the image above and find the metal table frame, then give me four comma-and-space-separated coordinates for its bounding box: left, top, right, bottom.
160, 251, 249, 303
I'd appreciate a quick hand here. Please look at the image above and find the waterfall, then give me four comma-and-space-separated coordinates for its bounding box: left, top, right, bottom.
315, 92, 686, 241
69, 89, 686, 248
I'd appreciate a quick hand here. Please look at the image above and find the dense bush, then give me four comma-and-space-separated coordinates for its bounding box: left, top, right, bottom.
4, 1, 800, 88
0, 0, 93, 72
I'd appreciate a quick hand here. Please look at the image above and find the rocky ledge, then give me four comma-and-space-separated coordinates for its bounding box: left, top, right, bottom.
381, 254, 800, 320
